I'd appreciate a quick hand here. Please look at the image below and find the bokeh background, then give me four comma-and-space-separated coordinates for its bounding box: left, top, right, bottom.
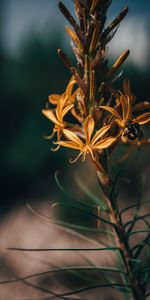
1, 0, 150, 213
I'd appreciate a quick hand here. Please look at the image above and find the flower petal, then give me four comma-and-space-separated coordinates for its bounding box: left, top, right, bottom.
71, 107, 83, 123
119, 93, 131, 122
49, 94, 61, 105
62, 104, 74, 117
54, 140, 81, 150
63, 129, 84, 147
134, 112, 150, 125
66, 75, 76, 95
91, 125, 110, 145
84, 115, 95, 144
123, 78, 136, 103
42, 109, 59, 125
94, 137, 117, 150
100, 106, 121, 121
48, 76, 76, 107
55, 97, 65, 122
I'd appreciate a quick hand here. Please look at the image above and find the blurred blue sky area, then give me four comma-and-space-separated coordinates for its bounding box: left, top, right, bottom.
1, 0, 150, 68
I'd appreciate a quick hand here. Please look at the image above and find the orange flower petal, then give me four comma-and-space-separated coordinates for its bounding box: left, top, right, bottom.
62, 104, 74, 117
49, 94, 61, 105
134, 112, 150, 125
63, 129, 83, 147
55, 97, 65, 122
123, 78, 136, 103
66, 76, 76, 94
71, 108, 83, 123
54, 140, 81, 150
94, 137, 117, 150
42, 109, 60, 126
100, 106, 121, 121
125, 97, 132, 121
91, 125, 110, 145
84, 115, 94, 144
119, 93, 131, 122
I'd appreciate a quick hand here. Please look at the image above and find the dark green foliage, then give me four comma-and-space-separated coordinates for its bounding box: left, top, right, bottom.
4, 164, 150, 299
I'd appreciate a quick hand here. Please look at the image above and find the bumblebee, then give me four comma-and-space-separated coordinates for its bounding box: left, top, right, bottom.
123, 120, 143, 141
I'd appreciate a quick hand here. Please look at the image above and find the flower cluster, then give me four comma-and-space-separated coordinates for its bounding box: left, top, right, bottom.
42, 1, 150, 172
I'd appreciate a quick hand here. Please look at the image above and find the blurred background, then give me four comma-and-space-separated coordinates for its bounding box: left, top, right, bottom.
0, 0, 150, 213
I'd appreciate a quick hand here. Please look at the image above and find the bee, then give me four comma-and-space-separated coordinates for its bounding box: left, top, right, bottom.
123, 120, 143, 141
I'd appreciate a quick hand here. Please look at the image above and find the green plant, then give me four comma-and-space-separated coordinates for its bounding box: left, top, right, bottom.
5, 1, 150, 299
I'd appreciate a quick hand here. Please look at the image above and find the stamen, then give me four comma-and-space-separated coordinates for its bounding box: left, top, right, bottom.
43, 132, 55, 139
69, 152, 83, 163
89, 149, 96, 162
51, 144, 60, 152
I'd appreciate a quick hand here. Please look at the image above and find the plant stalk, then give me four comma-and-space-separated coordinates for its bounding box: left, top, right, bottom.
106, 198, 143, 300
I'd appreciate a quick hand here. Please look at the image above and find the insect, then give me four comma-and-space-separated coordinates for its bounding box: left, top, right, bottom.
123, 120, 143, 141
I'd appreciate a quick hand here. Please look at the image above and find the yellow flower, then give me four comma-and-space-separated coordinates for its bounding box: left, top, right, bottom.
70, 88, 87, 123
48, 76, 76, 106
100, 90, 150, 141
54, 115, 116, 162
42, 77, 77, 148
48, 75, 88, 124
42, 100, 73, 142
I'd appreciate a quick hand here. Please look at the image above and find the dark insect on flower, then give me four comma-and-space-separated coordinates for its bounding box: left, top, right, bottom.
123, 120, 143, 141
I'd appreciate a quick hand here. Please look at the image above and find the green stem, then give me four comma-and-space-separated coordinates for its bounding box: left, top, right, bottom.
92, 154, 143, 300
105, 195, 143, 300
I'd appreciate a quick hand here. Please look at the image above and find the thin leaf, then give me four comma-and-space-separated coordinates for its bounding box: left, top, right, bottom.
133, 234, 150, 258
124, 213, 150, 232
0, 266, 127, 284
119, 200, 150, 219
8, 246, 120, 252
26, 203, 110, 247
51, 202, 115, 227
127, 230, 150, 237
54, 171, 106, 211
42, 283, 132, 300
75, 174, 107, 210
